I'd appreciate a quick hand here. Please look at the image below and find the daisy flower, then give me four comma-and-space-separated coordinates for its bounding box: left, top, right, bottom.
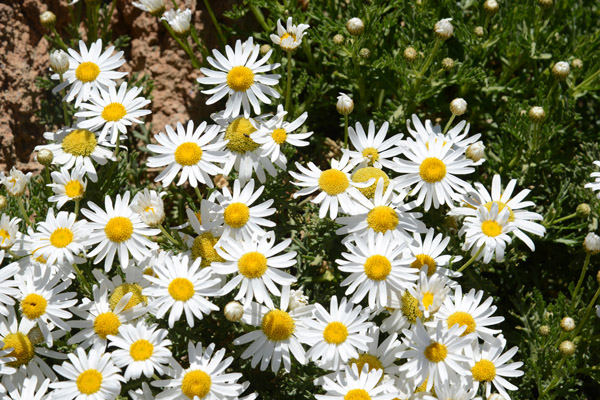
391, 134, 475, 211
212, 232, 297, 309
336, 231, 417, 309
433, 383, 481, 400
451, 174, 546, 251
0, 251, 19, 317
348, 120, 403, 169
51, 39, 127, 107
270, 17, 310, 52
161, 8, 191, 35
129, 382, 155, 400
108, 321, 172, 381
0, 168, 32, 197
303, 296, 374, 370
197, 37, 281, 119
143, 252, 221, 328
91, 267, 149, 312
290, 151, 373, 219
405, 114, 482, 154
185, 204, 226, 267
380, 289, 429, 335
0, 214, 21, 250
130, 188, 166, 227
147, 120, 226, 188
0, 374, 51, 400
81, 192, 160, 271
316, 364, 398, 400
410, 267, 451, 318
585, 160, 600, 198
51, 345, 125, 400
152, 341, 246, 399
48, 165, 87, 209
401, 228, 462, 278
75, 82, 152, 144
233, 286, 314, 372
459, 203, 514, 263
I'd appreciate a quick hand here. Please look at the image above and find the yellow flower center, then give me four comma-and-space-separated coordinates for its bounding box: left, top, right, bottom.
481, 220, 502, 237
271, 128, 288, 145
50, 227, 73, 248
261, 309, 295, 341
93, 312, 121, 339
2, 332, 35, 367
65, 180, 85, 199
411, 254, 437, 276
414, 379, 430, 393
349, 353, 384, 374
318, 169, 349, 195
323, 321, 348, 344
280, 32, 297, 41
471, 359, 496, 382
101, 102, 127, 122
174, 142, 203, 166
419, 157, 447, 183
424, 342, 447, 363
0, 229, 10, 243
484, 201, 515, 222
352, 167, 389, 199
61, 129, 97, 157
168, 278, 195, 302
224, 118, 259, 153
226, 66, 254, 92
363, 255, 391, 281
104, 216, 133, 243
361, 147, 380, 165
129, 339, 154, 361
422, 292, 434, 310
366, 206, 398, 233
75, 61, 101, 83
109, 283, 147, 311
192, 232, 225, 267
447, 311, 476, 336
21, 293, 48, 320
344, 389, 371, 400
238, 252, 267, 279
401, 291, 423, 324
181, 369, 212, 399
223, 202, 250, 229
76, 369, 103, 395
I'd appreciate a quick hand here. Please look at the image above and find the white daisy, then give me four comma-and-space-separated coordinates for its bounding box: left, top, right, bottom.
131, 189, 166, 227
315, 364, 398, 400
184, 204, 226, 267
0, 168, 32, 197
147, 120, 226, 188
197, 37, 281, 119
433, 383, 481, 400
0, 214, 21, 250
459, 203, 514, 263
129, 382, 155, 400
410, 267, 451, 318
0, 251, 19, 317
48, 165, 88, 209
51, 39, 127, 107
405, 114, 482, 154
0, 374, 51, 400
161, 8, 191, 35
585, 160, 600, 199
380, 289, 425, 335
270, 17, 310, 52
75, 82, 152, 144
91, 267, 149, 312
348, 120, 403, 170
401, 228, 462, 278
81, 192, 160, 271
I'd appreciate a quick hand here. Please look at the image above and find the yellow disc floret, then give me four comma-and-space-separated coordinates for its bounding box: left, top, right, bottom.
344, 388, 371, 400
168, 278, 195, 302
366, 206, 398, 233
101, 102, 127, 122
238, 252, 268, 279
484, 201, 515, 222
0, 229, 10, 243
361, 147, 380, 165
401, 291, 423, 324
109, 283, 147, 311
271, 128, 288, 145
481, 220, 502, 237
447, 311, 476, 336
21, 293, 48, 320
129, 339, 154, 361
2, 332, 35, 367
471, 359, 496, 382
323, 321, 348, 344
364, 255, 392, 281
181, 369, 212, 399
104, 216, 133, 243
191, 232, 225, 267
349, 354, 384, 374
422, 292, 434, 310
75, 61, 101, 83
226, 66, 254, 92
352, 167, 389, 199
411, 254, 437, 276
419, 157, 447, 183
223, 202, 250, 229
224, 118, 259, 153
76, 369, 103, 395
424, 342, 447, 363
175, 142, 203, 166
318, 169, 349, 195
65, 180, 85, 199
50, 227, 73, 248
61, 129, 97, 157
94, 312, 121, 339
261, 309, 295, 341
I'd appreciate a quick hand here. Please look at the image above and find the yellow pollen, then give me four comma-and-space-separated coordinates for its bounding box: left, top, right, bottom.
484, 201, 515, 222
414, 379, 429, 393
271, 128, 288, 145
129, 339, 154, 361
352, 167, 389, 199
223, 202, 250, 229
109, 283, 147, 311
101, 102, 127, 122
21, 293, 48, 320
104, 216, 133, 243
419, 157, 447, 183
422, 292, 434, 310
168, 278, 195, 302
175, 142, 203, 166
195, 211, 202, 224
192, 232, 225, 267
75, 61, 100, 83
361, 147, 380, 165
401, 291, 423, 324
447, 311, 476, 336
238, 252, 268, 279
364, 255, 391, 281
0, 229, 11, 244
64, 180, 84, 199
76, 369, 103, 395
50, 227, 73, 248
471, 359, 496, 382
224, 118, 259, 153
424, 342, 447, 363
323, 321, 348, 344
481, 220, 502, 237
61, 129, 97, 157
366, 206, 398, 233
2, 332, 35, 367
181, 369, 212, 399
261, 309, 295, 341
280, 32, 297, 41
93, 312, 121, 339
226, 66, 254, 92
344, 388, 371, 400
33, 254, 47, 264
349, 354, 384, 374
411, 254, 437, 276
318, 169, 349, 195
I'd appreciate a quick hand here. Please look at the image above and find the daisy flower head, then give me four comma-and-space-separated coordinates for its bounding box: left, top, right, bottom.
380, 288, 425, 335
0, 214, 22, 250
0, 251, 20, 317
348, 120, 403, 170
81, 192, 160, 271
130, 189, 166, 227
198, 37, 281, 119
48, 165, 87, 208
270, 17, 310, 52
0, 168, 32, 197
161, 8, 192, 35
143, 252, 221, 328
152, 341, 246, 400
336, 231, 417, 309
410, 266, 452, 318
405, 114, 482, 156
290, 151, 374, 219
403, 228, 462, 278
585, 160, 600, 199
0, 374, 51, 400
108, 321, 172, 381
451, 174, 546, 251
91, 267, 149, 313
147, 120, 226, 188
315, 363, 398, 400
303, 296, 374, 371
212, 231, 297, 309
51, 345, 125, 400
185, 205, 225, 268
51, 39, 127, 107
75, 82, 152, 144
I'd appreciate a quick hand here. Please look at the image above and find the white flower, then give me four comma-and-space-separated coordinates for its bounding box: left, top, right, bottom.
197, 37, 281, 119
404, 114, 482, 154
336, 92, 354, 115
459, 203, 514, 263
133, 0, 165, 15
348, 120, 403, 170
0, 214, 22, 250
0, 251, 19, 317
161, 8, 192, 35
410, 267, 452, 318
402, 228, 463, 280
131, 189, 166, 227
0, 168, 32, 197
184, 203, 226, 268
316, 364, 398, 400
584, 160, 600, 199
270, 17, 310, 51
288, 288, 309, 311
0, 374, 51, 400
49, 49, 69, 75
48, 165, 87, 209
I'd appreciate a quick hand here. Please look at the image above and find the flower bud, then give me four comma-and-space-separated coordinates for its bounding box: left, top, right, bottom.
333, 34, 345, 45
560, 316, 575, 332
483, 0, 499, 14
450, 98, 467, 116
224, 301, 244, 322
466, 141, 485, 162
403, 47, 418, 62
434, 18, 454, 40
584, 232, 600, 255
359, 48, 371, 59
132, 0, 166, 17
346, 18, 364, 36
36, 149, 54, 166
538, 325, 550, 336
552, 61, 570, 80
40, 11, 56, 29
0, 195, 6, 211
288, 289, 309, 311
49, 50, 69, 75
537, 0, 553, 7
488, 394, 506, 400
336, 92, 354, 115
597, 270, 600, 285
558, 340, 575, 357
571, 59, 583, 70
27, 326, 45, 345
260, 44, 272, 56
442, 57, 455, 71
528, 106, 546, 123
576, 203, 590, 218
161, 8, 191, 36
474, 26, 485, 38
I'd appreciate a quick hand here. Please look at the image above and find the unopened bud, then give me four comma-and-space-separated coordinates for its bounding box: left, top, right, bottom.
0, 195, 6, 211
442, 57, 455, 71
336, 93, 354, 115
434, 18, 454, 40
560, 316, 575, 332
450, 98, 467, 116
571, 59, 583, 70
359, 48, 370, 59
475, 26, 485, 37
403, 47, 418, 62
224, 301, 244, 322
537, 0, 553, 7
260, 44, 272, 56
466, 141, 485, 162
40, 11, 56, 29
488, 394, 506, 400
528, 106, 546, 123
37, 149, 54, 166
333, 34, 345, 45
576, 203, 590, 218
584, 232, 600, 255
539, 325, 550, 336
552, 61, 570, 80
49, 50, 69, 75
559, 340, 575, 357
346, 18, 364, 36
483, 0, 499, 14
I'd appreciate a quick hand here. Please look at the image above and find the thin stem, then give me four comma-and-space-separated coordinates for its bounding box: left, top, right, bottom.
538, 357, 567, 400
443, 114, 456, 134
285, 51, 293, 114
344, 114, 349, 149
550, 212, 577, 225
571, 286, 600, 338
16, 197, 31, 227
100, 0, 117, 39
249, 5, 270, 32
114, 133, 121, 161
59, 73, 70, 126
159, 224, 182, 247
457, 246, 484, 273
171, 0, 178, 9
194, 187, 203, 203
74, 199, 80, 219
202, 0, 226, 46
161, 20, 201, 68
572, 253, 590, 309
89, 2, 99, 42
50, 27, 69, 50
414, 38, 442, 92
573, 68, 600, 94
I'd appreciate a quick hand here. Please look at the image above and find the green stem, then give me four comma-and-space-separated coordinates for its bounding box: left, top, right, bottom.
190, 25, 209, 61
344, 114, 349, 149
50, 27, 69, 50
249, 5, 270, 32
43, 166, 51, 192
538, 357, 567, 400
194, 187, 203, 203
572, 68, 600, 94
457, 246, 484, 273
114, 132, 121, 161
59, 73, 70, 126
285, 51, 293, 114
171, 0, 179, 9
443, 114, 456, 134
89, 2, 99, 42
74, 199, 80, 219
550, 212, 577, 225
100, 0, 117, 39
572, 253, 591, 309
203, 0, 226, 46
161, 20, 200, 68
159, 224, 183, 247
414, 38, 442, 92
571, 286, 600, 339
16, 197, 31, 227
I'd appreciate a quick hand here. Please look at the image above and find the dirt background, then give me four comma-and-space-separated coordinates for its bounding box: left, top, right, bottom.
0, 0, 235, 172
